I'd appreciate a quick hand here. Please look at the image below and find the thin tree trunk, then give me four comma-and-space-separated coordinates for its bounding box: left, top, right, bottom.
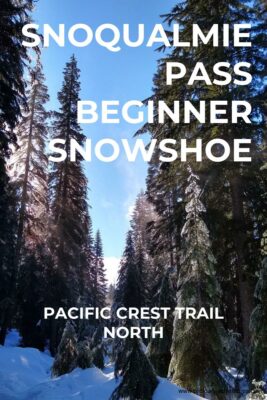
199, 378, 205, 399
15, 86, 37, 275
0, 314, 9, 345
230, 173, 253, 346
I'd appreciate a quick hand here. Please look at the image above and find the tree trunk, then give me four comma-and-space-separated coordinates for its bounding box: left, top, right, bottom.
15, 87, 37, 268
230, 173, 253, 346
0, 314, 9, 345
0, 88, 37, 345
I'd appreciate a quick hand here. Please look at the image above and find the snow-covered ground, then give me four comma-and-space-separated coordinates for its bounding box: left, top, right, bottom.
0, 330, 204, 400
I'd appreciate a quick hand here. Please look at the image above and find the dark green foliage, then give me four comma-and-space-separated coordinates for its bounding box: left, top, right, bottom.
169, 170, 228, 398
110, 337, 158, 400
76, 339, 93, 369
91, 325, 105, 369
114, 231, 144, 310
0, 179, 17, 344
130, 191, 157, 305
17, 250, 47, 350
47, 56, 93, 353
0, 0, 34, 345
10, 58, 49, 256
250, 254, 267, 379
134, 245, 149, 307
112, 232, 145, 367
92, 344, 105, 370
107, 284, 115, 306
138, 0, 266, 348
91, 230, 107, 308
49, 55, 91, 307
0, 0, 34, 138
52, 322, 78, 377
147, 268, 176, 377
8, 59, 50, 349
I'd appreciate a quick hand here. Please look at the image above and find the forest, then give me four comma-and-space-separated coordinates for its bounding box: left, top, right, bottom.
0, 0, 266, 399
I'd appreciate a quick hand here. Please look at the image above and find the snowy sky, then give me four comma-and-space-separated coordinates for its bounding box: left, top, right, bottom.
33, 0, 177, 283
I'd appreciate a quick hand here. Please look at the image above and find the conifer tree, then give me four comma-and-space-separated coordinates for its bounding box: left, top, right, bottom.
52, 322, 78, 377
249, 231, 267, 379
91, 326, 105, 370
147, 268, 176, 377
130, 190, 168, 305
114, 231, 144, 311
134, 244, 149, 307
7, 58, 50, 349
91, 230, 107, 308
48, 56, 92, 352
131, 191, 156, 254
92, 344, 105, 370
9, 57, 49, 260
0, 0, 34, 150
110, 337, 158, 400
107, 284, 115, 306
76, 339, 93, 369
0, 0, 34, 344
83, 215, 94, 303
169, 169, 227, 398
17, 250, 46, 350
112, 231, 137, 371
139, 0, 266, 347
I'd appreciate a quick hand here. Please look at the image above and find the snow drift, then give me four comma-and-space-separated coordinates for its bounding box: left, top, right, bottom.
0, 333, 204, 400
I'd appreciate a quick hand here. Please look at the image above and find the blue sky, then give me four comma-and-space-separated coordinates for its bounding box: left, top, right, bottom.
33, 0, 177, 283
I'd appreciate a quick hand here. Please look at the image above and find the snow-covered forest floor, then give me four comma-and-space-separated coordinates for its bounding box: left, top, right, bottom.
0, 330, 204, 400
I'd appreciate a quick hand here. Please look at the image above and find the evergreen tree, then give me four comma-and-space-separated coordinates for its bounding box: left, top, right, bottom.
139, 0, 266, 347
76, 339, 93, 369
92, 345, 105, 370
134, 244, 149, 307
114, 231, 144, 311
52, 322, 78, 377
110, 337, 158, 400
0, 0, 34, 149
107, 284, 115, 306
147, 268, 176, 377
83, 215, 94, 304
249, 231, 267, 379
90, 325, 105, 370
130, 189, 177, 306
48, 55, 92, 352
91, 230, 107, 308
112, 232, 142, 369
130, 190, 157, 256
9, 57, 49, 260
6, 59, 50, 349
0, 0, 34, 344
17, 250, 46, 350
169, 169, 227, 398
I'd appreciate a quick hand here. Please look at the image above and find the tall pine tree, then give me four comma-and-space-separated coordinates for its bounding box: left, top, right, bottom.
8, 57, 49, 350
112, 231, 158, 400
111, 336, 158, 400
0, 0, 34, 344
147, 268, 176, 377
91, 230, 107, 309
113, 231, 144, 311
9, 57, 49, 261
47, 55, 92, 353
169, 169, 227, 398
112, 231, 144, 372
139, 0, 266, 347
